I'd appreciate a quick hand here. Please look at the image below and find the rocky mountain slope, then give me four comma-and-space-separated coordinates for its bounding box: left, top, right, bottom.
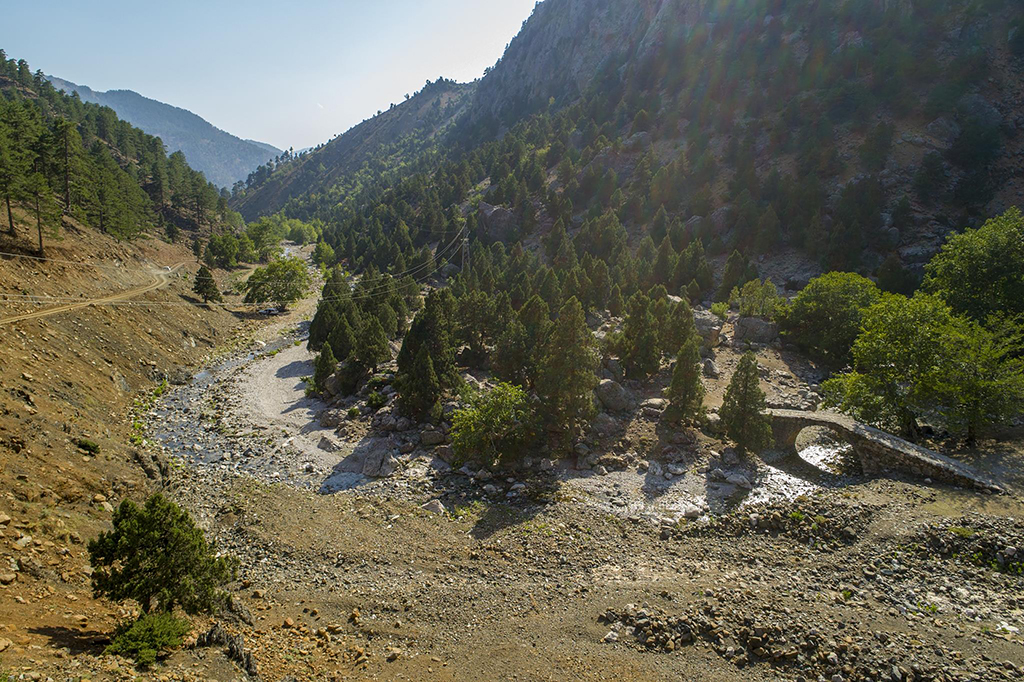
231, 79, 475, 221
47, 76, 281, 188
237, 0, 1024, 279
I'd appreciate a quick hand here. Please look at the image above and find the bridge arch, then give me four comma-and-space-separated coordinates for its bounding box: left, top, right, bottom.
766, 409, 1000, 492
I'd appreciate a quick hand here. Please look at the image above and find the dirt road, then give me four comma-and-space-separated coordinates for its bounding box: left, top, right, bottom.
0, 262, 186, 325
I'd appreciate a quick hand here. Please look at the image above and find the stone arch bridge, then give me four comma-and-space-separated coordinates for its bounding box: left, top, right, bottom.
767, 409, 1001, 492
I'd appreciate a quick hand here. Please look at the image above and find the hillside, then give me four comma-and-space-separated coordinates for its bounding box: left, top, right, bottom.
237, 0, 1024, 283
0, 53, 246, 258
47, 75, 281, 188
231, 78, 475, 221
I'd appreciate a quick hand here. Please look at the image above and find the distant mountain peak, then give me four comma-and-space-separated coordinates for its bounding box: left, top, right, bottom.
46, 75, 281, 188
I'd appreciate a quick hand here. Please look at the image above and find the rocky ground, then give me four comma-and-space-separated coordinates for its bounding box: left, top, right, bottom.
3, 268, 1023, 681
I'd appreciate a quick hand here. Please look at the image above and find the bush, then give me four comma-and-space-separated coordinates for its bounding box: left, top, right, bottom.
367, 391, 387, 411
88, 494, 237, 616
451, 382, 536, 466
105, 612, 190, 668
780, 272, 881, 367
711, 302, 729, 320
347, 406, 360, 419
730, 279, 783, 320
74, 438, 100, 455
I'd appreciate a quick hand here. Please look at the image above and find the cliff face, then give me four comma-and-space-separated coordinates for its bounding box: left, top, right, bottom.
469, 0, 660, 124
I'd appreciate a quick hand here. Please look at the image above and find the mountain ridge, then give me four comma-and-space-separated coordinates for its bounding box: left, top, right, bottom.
47, 75, 282, 188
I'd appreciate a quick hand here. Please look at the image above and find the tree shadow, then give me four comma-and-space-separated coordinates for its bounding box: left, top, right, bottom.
28, 625, 109, 656
275, 359, 312, 380
465, 473, 562, 540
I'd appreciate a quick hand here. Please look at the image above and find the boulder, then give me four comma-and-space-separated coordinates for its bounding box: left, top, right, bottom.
592, 412, 619, 437
693, 309, 723, 347
702, 359, 720, 378
421, 500, 446, 515
734, 317, 779, 344
434, 444, 456, 464
926, 117, 961, 147
624, 131, 650, 151
320, 411, 344, 428
357, 437, 400, 478
318, 436, 342, 453
420, 429, 447, 447
477, 202, 518, 244
323, 372, 344, 397
595, 380, 636, 412
957, 93, 1002, 129
167, 366, 192, 386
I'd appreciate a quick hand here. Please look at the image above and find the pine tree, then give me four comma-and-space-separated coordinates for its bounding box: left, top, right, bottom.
192, 265, 222, 303
327, 316, 356, 361
663, 298, 696, 353
609, 284, 624, 316
652, 235, 677, 288
537, 297, 598, 451
314, 342, 338, 394
356, 318, 390, 373
493, 318, 530, 386
620, 292, 661, 378
665, 336, 705, 424
719, 352, 772, 453
400, 346, 442, 421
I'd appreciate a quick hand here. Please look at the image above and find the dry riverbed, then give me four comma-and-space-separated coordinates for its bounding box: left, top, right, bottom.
123, 321, 1024, 681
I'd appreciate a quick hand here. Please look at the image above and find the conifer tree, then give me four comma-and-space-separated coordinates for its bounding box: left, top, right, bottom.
663, 298, 696, 353
720, 352, 772, 453
665, 336, 705, 424
620, 292, 661, 378
493, 318, 530, 386
192, 265, 221, 303
609, 284, 624, 316
327, 316, 356, 361
537, 297, 598, 451
652, 235, 677, 288
356, 318, 390, 373
400, 346, 442, 421
314, 342, 338, 394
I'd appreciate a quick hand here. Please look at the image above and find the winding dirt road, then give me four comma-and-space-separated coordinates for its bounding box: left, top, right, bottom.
0, 262, 186, 326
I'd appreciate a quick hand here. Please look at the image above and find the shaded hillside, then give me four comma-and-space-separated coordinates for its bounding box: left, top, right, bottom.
238, 0, 1024, 281
47, 75, 281, 188
231, 79, 475, 221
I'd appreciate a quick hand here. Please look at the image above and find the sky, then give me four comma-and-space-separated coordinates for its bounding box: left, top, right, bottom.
0, 0, 539, 151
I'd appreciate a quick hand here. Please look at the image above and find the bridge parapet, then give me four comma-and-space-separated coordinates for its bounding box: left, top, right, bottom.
766, 409, 1001, 492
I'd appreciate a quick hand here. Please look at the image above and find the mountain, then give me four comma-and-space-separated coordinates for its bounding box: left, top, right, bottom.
1, 55, 240, 247
47, 75, 281, 188
235, 0, 1024, 280
232, 78, 474, 221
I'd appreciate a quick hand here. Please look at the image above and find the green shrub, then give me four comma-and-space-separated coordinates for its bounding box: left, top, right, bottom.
780, 272, 880, 367
730, 278, 783, 320
88, 494, 237, 615
105, 612, 191, 668
74, 438, 100, 455
367, 391, 387, 411
347, 406, 361, 419
711, 302, 729, 320
451, 382, 536, 466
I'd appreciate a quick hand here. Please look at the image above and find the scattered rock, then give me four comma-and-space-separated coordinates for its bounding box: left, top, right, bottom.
421, 499, 446, 515
596, 379, 636, 412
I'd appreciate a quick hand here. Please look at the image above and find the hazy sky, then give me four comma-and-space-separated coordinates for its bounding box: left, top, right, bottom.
1, 0, 538, 150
